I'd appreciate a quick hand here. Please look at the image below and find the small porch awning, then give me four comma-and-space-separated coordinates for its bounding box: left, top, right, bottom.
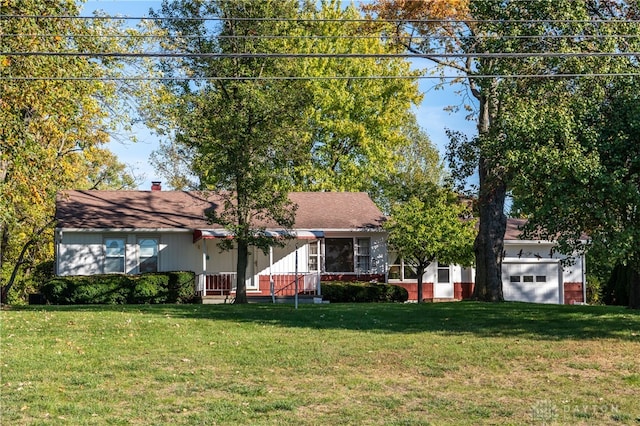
193, 229, 324, 243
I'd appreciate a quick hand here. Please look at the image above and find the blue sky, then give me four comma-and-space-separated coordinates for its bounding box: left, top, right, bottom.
83, 0, 476, 190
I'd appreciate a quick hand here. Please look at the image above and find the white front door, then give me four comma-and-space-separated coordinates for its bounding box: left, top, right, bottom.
434, 263, 454, 298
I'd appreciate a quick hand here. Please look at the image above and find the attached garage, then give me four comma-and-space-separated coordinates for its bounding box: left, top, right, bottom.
502, 261, 561, 304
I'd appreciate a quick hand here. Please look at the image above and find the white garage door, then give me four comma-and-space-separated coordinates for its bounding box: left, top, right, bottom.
502, 262, 560, 304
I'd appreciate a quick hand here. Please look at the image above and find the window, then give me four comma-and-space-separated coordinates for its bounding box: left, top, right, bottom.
355, 238, 370, 273
308, 241, 321, 272
510, 276, 521, 283
437, 263, 450, 283
523, 275, 534, 283
536, 275, 547, 282
138, 238, 158, 273
104, 238, 125, 273
325, 238, 354, 272
389, 255, 417, 281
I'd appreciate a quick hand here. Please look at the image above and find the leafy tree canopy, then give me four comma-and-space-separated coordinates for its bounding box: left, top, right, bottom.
1, 0, 138, 303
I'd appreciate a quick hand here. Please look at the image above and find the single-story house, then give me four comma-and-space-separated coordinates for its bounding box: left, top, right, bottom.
54, 184, 586, 304
55, 185, 387, 301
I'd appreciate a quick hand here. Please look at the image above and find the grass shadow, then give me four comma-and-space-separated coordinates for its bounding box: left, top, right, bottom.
11, 301, 640, 341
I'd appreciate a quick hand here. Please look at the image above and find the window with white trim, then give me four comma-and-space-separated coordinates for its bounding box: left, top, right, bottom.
388, 255, 418, 281
324, 237, 371, 273
437, 263, 451, 283
104, 238, 125, 273
325, 238, 354, 272
355, 238, 371, 273
138, 238, 159, 273
308, 240, 321, 272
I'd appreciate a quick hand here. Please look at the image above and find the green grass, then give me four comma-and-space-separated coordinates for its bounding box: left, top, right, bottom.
1, 302, 639, 425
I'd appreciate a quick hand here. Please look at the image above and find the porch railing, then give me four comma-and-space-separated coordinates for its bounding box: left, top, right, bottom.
271, 273, 320, 297
196, 272, 237, 297
196, 272, 321, 298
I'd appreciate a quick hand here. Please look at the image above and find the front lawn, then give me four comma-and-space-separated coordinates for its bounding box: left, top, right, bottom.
1, 302, 639, 425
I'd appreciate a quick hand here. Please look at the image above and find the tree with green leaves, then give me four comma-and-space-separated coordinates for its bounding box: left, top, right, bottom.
366, 0, 638, 302
510, 75, 640, 309
148, 0, 312, 303
289, 1, 425, 203
384, 188, 475, 303
147, 0, 433, 302
0, 1, 138, 303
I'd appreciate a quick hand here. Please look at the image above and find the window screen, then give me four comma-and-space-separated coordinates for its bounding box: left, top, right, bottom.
325, 238, 354, 272
104, 238, 125, 273
138, 238, 158, 273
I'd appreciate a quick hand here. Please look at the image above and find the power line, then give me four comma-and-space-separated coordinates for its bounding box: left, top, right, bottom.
2, 73, 638, 81
4, 51, 639, 59
2, 15, 639, 25
3, 33, 640, 41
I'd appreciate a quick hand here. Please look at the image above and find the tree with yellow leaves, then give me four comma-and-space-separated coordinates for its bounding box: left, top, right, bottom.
1, 1, 137, 303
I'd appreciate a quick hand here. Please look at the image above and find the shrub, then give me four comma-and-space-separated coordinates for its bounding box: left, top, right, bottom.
321, 281, 408, 303
130, 274, 169, 304
167, 271, 196, 304
40, 272, 196, 305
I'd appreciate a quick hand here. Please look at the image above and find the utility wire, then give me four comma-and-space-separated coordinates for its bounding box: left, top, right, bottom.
4, 51, 640, 59
3, 33, 640, 40
2, 73, 639, 81
2, 15, 639, 24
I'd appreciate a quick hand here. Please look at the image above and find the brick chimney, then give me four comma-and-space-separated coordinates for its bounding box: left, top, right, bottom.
151, 181, 162, 191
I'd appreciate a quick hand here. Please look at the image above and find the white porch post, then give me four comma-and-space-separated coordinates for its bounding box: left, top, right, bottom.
317, 239, 322, 296
294, 243, 299, 309
202, 240, 207, 297
269, 246, 274, 303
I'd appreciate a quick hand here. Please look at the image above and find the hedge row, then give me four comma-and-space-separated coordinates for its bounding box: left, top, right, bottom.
40, 271, 195, 305
321, 281, 408, 303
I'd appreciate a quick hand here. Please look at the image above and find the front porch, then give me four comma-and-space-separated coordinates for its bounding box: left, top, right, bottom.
195, 272, 322, 302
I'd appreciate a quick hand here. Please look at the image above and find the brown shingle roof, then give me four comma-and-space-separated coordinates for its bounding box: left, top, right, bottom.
55, 190, 385, 230
505, 218, 528, 240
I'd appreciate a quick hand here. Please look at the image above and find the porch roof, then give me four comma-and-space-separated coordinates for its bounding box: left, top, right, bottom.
193, 229, 324, 243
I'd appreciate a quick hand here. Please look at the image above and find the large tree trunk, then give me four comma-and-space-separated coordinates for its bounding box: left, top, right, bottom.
472, 155, 507, 302
471, 81, 506, 302
234, 239, 249, 304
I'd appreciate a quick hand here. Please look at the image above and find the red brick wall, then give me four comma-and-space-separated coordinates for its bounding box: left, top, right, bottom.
454, 282, 475, 300
392, 282, 434, 302
564, 282, 584, 305
321, 274, 385, 282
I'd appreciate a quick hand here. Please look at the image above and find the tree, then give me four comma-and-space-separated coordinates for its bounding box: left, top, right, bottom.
1, 1, 137, 303
289, 1, 426, 203
148, 0, 312, 303
150, 2, 430, 199
510, 76, 640, 309
147, 0, 433, 302
384, 188, 475, 303
366, 0, 637, 301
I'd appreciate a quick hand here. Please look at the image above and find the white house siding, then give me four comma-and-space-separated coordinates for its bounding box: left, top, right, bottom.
57, 230, 201, 276
56, 232, 103, 276
157, 232, 201, 272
